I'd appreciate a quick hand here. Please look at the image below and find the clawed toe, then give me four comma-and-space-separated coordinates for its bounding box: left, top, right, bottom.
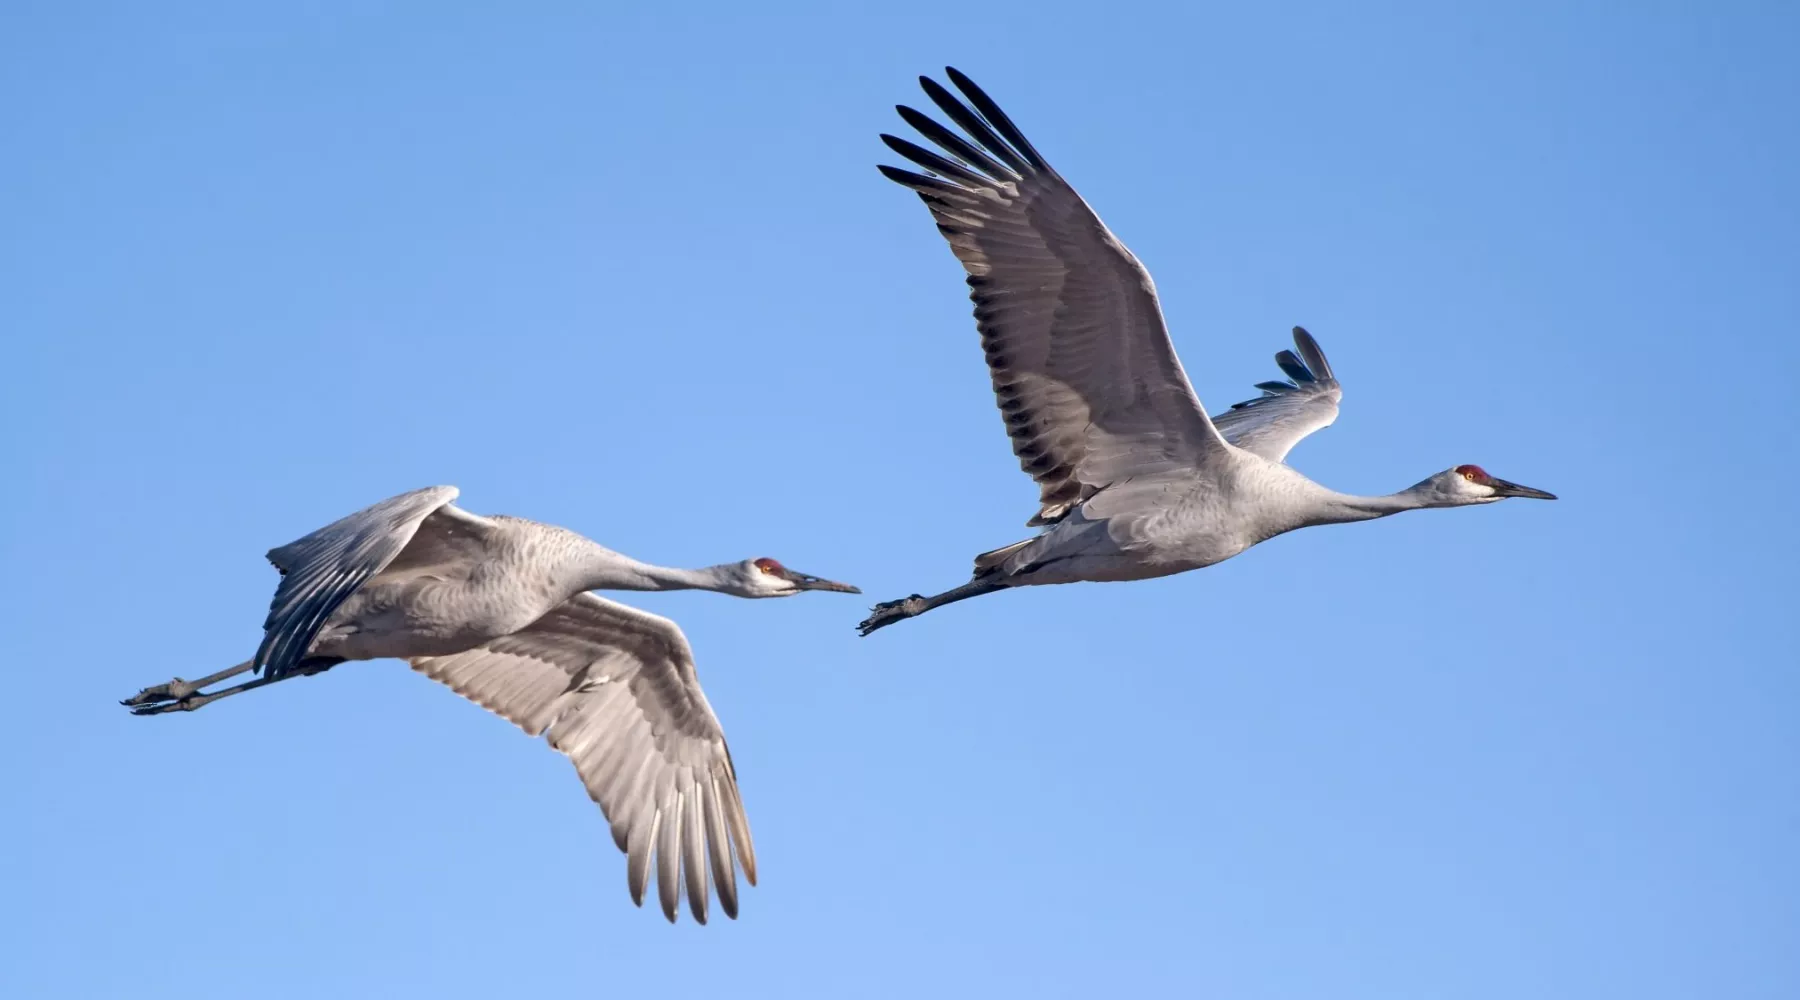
856, 595, 927, 637
854, 615, 887, 637
121, 678, 200, 713
129, 698, 202, 716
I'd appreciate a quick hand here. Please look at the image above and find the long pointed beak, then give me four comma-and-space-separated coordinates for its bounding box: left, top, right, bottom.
1490, 478, 1557, 500
781, 568, 862, 594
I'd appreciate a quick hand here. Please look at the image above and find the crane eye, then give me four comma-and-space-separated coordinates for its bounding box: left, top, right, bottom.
753, 558, 783, 575
1455, 464, 1486, 483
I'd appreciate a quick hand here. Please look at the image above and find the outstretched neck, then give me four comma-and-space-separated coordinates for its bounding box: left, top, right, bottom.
1310, 486, 1435, 525
578, 554, 734, 594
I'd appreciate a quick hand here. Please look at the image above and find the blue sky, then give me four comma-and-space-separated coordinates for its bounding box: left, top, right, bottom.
4, 2, 1796, 997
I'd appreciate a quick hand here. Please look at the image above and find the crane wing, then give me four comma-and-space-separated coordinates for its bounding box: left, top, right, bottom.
1210, 327, 1343, 463
408, 593, 754, 925
258, 485, 480, 680
880, 67, 1231, 527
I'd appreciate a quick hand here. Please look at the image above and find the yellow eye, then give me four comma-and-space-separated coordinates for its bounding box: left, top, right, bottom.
753, 558, 782, 575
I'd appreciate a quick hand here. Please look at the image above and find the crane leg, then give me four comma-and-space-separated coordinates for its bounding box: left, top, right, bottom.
856, 578, 1004, 636
121, 657, 344, 715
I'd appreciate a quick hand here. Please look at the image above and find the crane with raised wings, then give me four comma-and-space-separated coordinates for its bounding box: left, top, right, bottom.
859, 69, 1554, 636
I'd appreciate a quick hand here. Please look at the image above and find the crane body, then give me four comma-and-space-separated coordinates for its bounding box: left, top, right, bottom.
859, 69, 1554, 635
123, 485, 860, 924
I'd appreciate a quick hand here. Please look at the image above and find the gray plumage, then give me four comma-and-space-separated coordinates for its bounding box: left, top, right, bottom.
125, 486, 859, 924
1209, 327, 1343, 463
859, 69, 1554, 635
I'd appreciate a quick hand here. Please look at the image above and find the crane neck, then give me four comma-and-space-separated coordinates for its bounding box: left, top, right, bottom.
574, 548, 735, 595
1307, 485, 1437, 525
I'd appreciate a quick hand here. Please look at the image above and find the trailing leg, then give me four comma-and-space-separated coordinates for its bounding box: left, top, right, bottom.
122, 657, 344, 715
856, 577, 1007, 636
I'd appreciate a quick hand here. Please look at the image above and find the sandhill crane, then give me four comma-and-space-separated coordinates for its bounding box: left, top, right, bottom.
858, 69, 1554, 636
122, 485, 859, 923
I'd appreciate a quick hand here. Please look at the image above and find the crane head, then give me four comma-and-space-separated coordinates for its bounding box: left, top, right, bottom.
732, 557, 862, 598
1425, 464, 1558, 504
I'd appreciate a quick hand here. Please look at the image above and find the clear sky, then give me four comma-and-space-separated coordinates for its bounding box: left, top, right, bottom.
4, 2, 1796, 997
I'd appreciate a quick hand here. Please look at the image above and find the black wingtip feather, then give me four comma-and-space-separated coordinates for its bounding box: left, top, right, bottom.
896, 105, 1010, 181
918, 75, 1030, 176
1275, 350, 1313, 383
879, 158, 983, 207
876, 163, 936, 190
942, 67, 1049, 171
1291, 326, 1335, 380
880, 133, 990, 187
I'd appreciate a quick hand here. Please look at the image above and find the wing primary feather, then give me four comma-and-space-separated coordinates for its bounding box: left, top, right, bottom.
627, 807, 658, 909
682, 778, 709, 924
717, 773, 757, 886
1292, 326, 1335, 380
656, 792, 683, 922
880, 133, 993, 188
877, 163, 974, 200
701, 778, 738, 919
944, 67, 1051, 171
1275, 350, 1313, 383
918, 75, 1030, 176
896, 105, 1013, 180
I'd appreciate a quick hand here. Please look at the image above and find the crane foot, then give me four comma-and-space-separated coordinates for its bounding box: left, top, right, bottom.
121, 677, 200, 709
856, 595, 927, 636
121, 677, 223, 715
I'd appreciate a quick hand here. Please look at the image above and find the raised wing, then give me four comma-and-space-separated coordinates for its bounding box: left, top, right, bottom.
880, 67, 1230, 527
1210, 327, 1342, 463
408, 593, 754, 925
258, 485, 468, 680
